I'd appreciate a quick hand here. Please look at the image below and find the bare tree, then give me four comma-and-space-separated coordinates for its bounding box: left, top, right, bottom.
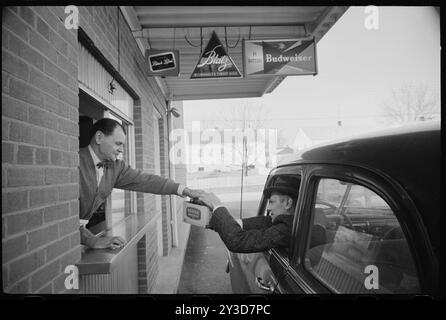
381, 83, 440, 124
215, 102, 272, 176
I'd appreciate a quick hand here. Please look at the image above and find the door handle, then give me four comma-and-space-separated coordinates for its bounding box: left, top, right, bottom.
255, 277, 275, 293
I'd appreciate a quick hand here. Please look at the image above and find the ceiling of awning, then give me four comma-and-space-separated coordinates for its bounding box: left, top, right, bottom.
120, 6, 349, 101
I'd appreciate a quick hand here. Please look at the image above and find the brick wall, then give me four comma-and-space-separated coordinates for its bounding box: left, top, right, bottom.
77, 6, 174, 290
2, 5, 182, 293
2, 6, 81, 293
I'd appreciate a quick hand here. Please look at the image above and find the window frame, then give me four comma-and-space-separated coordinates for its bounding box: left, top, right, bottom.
287, 163, 433, 294
257, 166, 303, 262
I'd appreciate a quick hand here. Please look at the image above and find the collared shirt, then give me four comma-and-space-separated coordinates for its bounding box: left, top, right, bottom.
88, 145, 104, 187
88, 145, 186, 195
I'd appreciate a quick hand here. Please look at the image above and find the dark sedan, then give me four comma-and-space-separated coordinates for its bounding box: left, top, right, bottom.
227, 120, 440, 295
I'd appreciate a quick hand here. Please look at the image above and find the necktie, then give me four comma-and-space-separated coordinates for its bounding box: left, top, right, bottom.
96, 161, 114, 169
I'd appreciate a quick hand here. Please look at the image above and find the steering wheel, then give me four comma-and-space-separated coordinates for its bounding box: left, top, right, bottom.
315, 201, 336, 209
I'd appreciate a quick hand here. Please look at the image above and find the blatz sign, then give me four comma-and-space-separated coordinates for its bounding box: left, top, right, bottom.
243, 37, 317, 77
146, 50, 180, 76
191, 31, 242, 79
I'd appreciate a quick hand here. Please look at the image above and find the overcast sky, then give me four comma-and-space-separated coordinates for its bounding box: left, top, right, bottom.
183, 7, 440, 145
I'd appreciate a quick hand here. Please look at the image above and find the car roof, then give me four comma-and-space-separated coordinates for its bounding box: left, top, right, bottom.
279, 120, 441, 251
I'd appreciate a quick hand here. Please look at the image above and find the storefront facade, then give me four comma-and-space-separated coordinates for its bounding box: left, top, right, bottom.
2, 6, 186, 293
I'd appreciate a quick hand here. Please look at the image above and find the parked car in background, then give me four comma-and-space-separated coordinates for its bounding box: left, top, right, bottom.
227, 120, 440, 295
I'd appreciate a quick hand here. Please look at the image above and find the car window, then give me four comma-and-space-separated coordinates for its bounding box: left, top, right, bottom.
260, 174, 301, 258
304, 178, 420, 293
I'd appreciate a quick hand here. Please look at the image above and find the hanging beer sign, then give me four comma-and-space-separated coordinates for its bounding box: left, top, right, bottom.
243, 37, 317, 77
191, 31, 242, 79
146, 49, 180, 76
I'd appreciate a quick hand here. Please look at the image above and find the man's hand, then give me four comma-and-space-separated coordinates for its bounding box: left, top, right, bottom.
182, 187, 205, 199
92, 236, 126, 250
198, 192, 223, 211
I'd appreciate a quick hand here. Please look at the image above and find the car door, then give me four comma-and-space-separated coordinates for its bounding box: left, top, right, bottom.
282, 164, 434, 294
228, 167, 302, 294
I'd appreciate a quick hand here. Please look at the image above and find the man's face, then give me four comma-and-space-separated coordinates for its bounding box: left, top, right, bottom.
96, 126, 126, 161
267, 193, 293, 222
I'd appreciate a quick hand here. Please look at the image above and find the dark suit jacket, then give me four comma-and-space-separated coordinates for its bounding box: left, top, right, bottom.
79, 147, 180, 220
208, 207, 293, 253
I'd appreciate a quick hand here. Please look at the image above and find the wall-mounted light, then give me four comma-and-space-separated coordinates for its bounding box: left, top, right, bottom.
166, 107, 180, 118
108, 78, 116, 94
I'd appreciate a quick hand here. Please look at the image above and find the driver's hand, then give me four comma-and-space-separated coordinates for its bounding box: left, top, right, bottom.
93, 236, 126, 250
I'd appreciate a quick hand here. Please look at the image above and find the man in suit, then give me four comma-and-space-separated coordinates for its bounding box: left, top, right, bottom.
198, 182, 299, 253
80, 118, 204, 249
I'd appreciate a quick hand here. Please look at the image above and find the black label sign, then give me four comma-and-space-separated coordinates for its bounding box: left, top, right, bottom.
146, 50, 180, 76
149, 52, 175, 72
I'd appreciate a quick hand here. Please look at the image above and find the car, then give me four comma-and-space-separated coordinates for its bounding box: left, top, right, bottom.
226, 120, 440, 295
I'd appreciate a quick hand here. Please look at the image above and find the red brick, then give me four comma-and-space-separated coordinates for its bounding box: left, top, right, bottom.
45, 236, 70, 262
6, 209, 43, 236
37, 283, 53, 294
8, 33, 44, 71
43, 203, 70, 223
58, 118, 78, 137
2, 142, 15, 164
58, 216, 79, 237
45, 167, 70, 184
32, 6, 60, 32
2, 234, 27, 263
36, 15, 50, 40
29, 125, 46, 147
48, 6, 65, 21
35, 147, 50, 165
50, 149, 62, 165
69, 200, 79, 218
30, 186, 58, 207
1, 117, 9, 140
58, 101, 70, 119
2, 167, 7, 188
59, 247, 81, 271
68, 137, 79, 153
9, 250, 45, 284
28, 223, 59, 251
58, 82, 77, 106
2, 71, 10, 94
49, 28, 68, 56
69, 231, 80, 248
2, 49, 29, 81
70, 169, 79, 183
67, 44, 78, 65
19, 6, 36, 27
29, 68, 60, 100
2, 27, 9, 49
31, 259, 60, 292
58, 184, 78, 201
2, 95, 28, 122
29, 28, 58, 64
3, 8, 28, 41
8, 277, 31, 294
9, 121, 30, 143
7, 167, 44, 187
61, 151, 78, 167
9, 77, 45, 107
45, 130, 70, 151
17, 145, 35, 165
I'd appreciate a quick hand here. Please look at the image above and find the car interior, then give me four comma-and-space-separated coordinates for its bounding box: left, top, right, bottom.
305, 180, 420, 293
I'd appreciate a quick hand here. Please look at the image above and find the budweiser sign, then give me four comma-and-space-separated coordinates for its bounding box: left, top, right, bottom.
191, 31, 242, 79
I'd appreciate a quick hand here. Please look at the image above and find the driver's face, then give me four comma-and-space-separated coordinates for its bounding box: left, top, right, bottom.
267, 194, 291, 222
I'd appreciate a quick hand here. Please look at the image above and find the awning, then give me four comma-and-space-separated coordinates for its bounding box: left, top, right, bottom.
120, 6, 348, 101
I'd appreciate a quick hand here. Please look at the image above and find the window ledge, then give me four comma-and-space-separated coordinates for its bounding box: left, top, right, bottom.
76, 214, 156, 275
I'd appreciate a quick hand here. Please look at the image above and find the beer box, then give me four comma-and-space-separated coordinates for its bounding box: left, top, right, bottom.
183, 201, 211, 228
